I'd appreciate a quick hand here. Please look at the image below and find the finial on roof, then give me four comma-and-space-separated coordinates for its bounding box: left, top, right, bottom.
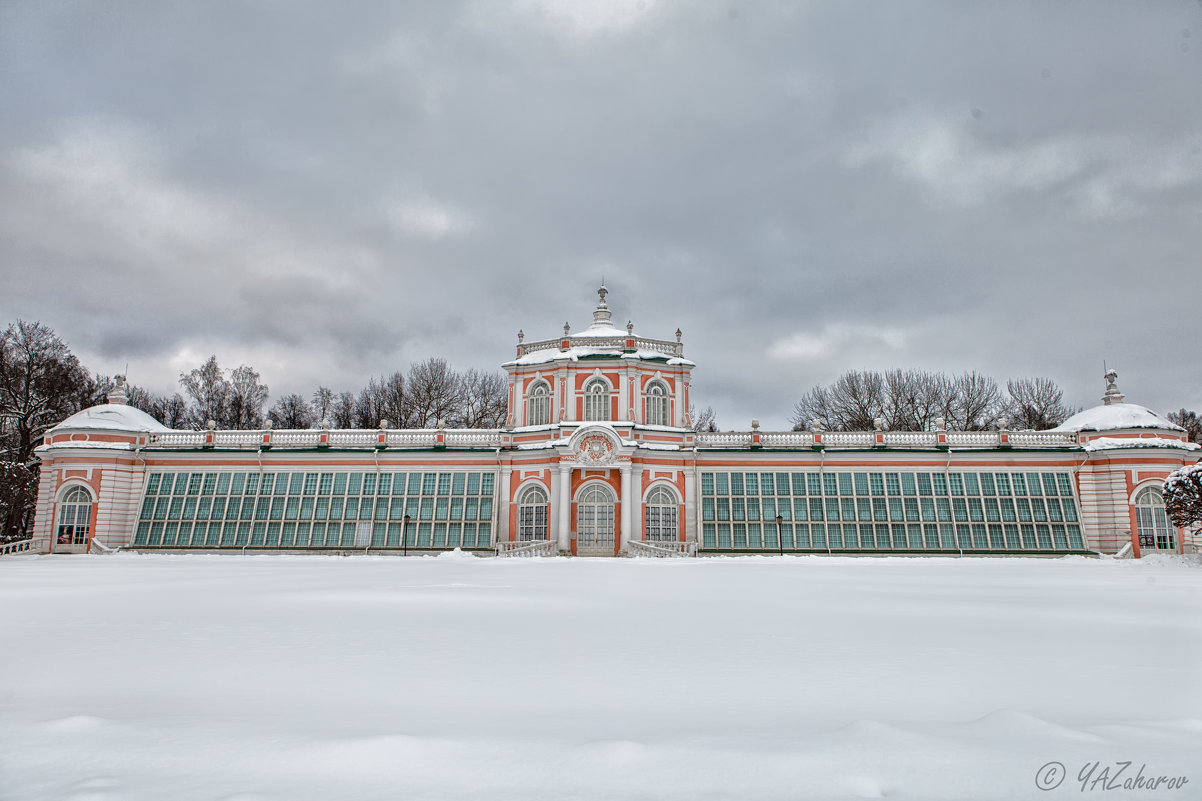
107, 374, 128, 405
675, 328, 682, 343
590, 283, 613, 328
626, 320, 633, 335
564, 321, 571, 336
517, 329, 524, 343
1102, 368, 1124, 406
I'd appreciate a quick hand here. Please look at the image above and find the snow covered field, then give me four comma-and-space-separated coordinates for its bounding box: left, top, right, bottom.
1, 553, 1199, 801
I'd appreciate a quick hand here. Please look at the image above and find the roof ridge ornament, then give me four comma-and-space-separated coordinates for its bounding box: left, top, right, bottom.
106, 374, 128, 406
590, 283, 613, 329
1102, 368, 1125, 406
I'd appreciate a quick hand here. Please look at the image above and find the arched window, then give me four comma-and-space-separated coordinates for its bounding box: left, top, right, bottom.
526, 381, 550, 426
644, 381, 669, 426
577, 483, 616, 555
584, 379, 610, 422
518, 485, 549, 541
645, 485, 679, 541
1135, 487, 1174, 551
56, 486, 93, 545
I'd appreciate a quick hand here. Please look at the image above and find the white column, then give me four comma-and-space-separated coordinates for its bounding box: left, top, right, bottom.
675, 372, 687, 427
558, 463, 572, 551
684, 466, 698, 543
498, 463, 511, 545
618, 370, 629, 422
562, 368, 574, 422
620, 463, 633, 552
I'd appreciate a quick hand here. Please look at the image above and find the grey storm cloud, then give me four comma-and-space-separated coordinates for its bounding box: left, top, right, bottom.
1, 0, 1199, 429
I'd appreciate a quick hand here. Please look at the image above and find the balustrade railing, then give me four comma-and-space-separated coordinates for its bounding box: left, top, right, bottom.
821, 432, 875, 448
496, 539, 557, 557
1007, 431, 1078, 447
760, 432, 815, 448
628, 539, 697, 557
695, 432, 754, 448
0, 539, 33, 555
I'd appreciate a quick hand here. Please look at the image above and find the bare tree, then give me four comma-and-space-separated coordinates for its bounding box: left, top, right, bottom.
332, 391, 356, 428
1005, 377, 1074, 430
128, 384, 188, 428
0, 460, 37, 542
179, 356, 230, 429
1167, 409, 1201, 444
407, 358, 462, 428
227, 365, 268, 429
457, 369, 507, 428
311, 386, 335, 425
951, 371, 1002, 431
268, 394, 315, 428
0, 320, 91, 464
690, 404, 718, 432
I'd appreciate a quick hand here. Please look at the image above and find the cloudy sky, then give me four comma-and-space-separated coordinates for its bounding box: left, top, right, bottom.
2, 1, 1199, 429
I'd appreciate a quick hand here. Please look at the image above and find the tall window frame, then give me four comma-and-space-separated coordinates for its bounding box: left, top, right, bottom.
1135, 487, 1174, 551
644, 381, 670, 427
56, 485, 93, 545
517, 485, 549, 541
526, 380, 551, 426
583, 378, 610, 422
644, 485, 679, 541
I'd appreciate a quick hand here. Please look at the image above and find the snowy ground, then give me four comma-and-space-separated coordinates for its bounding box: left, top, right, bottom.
1, 553, 1199, 801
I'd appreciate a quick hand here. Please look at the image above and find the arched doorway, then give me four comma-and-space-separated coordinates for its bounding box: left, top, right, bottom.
1135, 486, 1176, 553
577, 483, 616, 556
56, 485, 93, 549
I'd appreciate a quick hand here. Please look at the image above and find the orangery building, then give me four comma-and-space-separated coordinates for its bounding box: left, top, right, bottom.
30, 287, 1200, 558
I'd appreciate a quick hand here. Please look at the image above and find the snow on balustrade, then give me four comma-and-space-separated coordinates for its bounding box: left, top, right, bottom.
1008, 431, 1079, 447
385, 431, 439, 447
269, 431, 321, 448
147, 432, 205, 447
945, 432, 1000, 447
760, 432, 815, 448
695, 432, 754, 448
443, 430, 504, 447
495, 539, 557, 557
327, 431, 378, 447
822, 432, 875, 448
628, 539, 697, 557
212, 432, 262, 448
0, 539, 33, 555
881, 432, 938, 448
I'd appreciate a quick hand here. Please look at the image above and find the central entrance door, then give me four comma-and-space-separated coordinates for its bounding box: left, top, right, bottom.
577, 483, 616, 556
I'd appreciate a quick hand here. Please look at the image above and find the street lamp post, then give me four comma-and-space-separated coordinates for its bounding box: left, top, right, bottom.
776, 514, 784, 556
403, 514, 411, 557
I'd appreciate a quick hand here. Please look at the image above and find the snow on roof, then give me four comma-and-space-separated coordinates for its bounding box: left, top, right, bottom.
1050, 403, 1184, 434
504, 346, 695, 368
53, 403, 171, 433
1082, 436, 1199, 452
571, 323, 626, 338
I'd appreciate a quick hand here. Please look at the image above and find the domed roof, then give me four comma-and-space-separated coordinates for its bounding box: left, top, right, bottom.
54, 403, 171, 433
1050, 403, 1183, 434
1050, 369, 1184, 434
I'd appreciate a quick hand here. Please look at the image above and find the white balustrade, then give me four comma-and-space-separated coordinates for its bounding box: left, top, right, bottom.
760, 432, 815, 448
695, 432, 754, 448
822, 432, 875, 448
1007, 431, 1078, 447
0, 539, 33, 555
881, 431, 937, 448
628, 539, 697, 557
945, 432, 1000, 447
496, 539, 557, 557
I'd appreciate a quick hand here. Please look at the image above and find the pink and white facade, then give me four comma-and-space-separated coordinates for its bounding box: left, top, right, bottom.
30, 288, 1200, 558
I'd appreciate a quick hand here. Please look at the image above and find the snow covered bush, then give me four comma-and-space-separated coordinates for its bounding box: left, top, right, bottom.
1163, 462, 1202, 529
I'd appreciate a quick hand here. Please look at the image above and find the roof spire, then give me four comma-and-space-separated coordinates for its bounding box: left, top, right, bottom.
107, 374, 128, 406
590, 283, 613, 329
1102, 368, 1124, 406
